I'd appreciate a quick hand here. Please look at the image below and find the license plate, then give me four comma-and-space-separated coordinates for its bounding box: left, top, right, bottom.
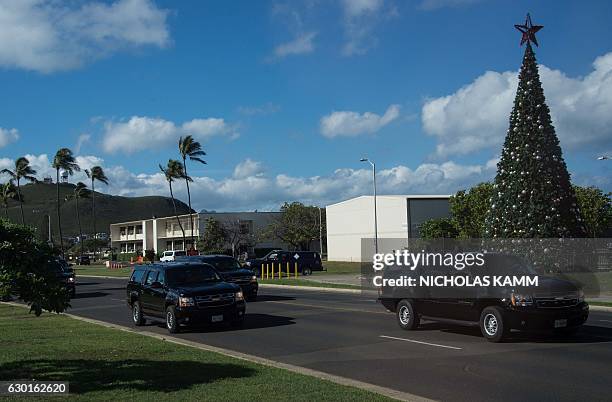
554, 319, 567, 328
211, 314, 224, 323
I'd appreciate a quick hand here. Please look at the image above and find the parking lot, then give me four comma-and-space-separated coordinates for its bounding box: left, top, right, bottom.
69, 277, 612, 402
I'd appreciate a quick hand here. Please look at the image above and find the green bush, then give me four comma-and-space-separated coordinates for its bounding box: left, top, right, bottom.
0, 219, 69, 315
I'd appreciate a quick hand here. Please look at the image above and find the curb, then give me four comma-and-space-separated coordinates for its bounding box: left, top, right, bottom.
1, 301, 430, 402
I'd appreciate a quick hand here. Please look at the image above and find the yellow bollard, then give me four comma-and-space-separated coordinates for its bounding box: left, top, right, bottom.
286, 262, 290, 278
266, 263, 269, 279
272, 263, 275, 279
295, 262, 298, 278
261, 264, 264, 280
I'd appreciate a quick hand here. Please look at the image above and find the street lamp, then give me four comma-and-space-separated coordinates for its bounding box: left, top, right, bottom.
360, 158, 378, 254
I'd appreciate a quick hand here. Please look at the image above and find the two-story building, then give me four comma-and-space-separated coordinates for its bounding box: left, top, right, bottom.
109, 213, 199, 254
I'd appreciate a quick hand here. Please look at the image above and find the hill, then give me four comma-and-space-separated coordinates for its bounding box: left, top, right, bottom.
3, 182, 193, 239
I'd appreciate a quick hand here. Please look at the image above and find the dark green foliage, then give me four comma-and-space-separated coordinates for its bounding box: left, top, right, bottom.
419, 218, 459, 239
574, 186, 612, 237
144, 249, 156, 262
450, 182, 493, 238
0, 219, 69, 315
485, 44, 585, 238
264, 202, 324, 250
199, 218, 227, 254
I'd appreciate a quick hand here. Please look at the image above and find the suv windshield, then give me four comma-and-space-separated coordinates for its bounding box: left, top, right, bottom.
166, 266, 221, 286
210, 258, 242, 272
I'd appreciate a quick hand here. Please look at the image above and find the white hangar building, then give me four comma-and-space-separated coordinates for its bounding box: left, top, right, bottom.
325, 195, 451, 262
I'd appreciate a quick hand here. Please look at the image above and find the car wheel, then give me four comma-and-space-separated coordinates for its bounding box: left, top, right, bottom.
479, 306, 507, 342
302, 267, 312, 276
166, 306, 179, 333
396, 299, 420, 330
132, 301, 145, 326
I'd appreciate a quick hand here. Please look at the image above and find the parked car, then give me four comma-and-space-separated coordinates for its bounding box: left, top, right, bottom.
160, 250, 187, 262
52, 258, 76, 298
378, 253, 589, 342
126, 262, 246, 333
176, 255, 258, 301
76, 255, 90, 265
245, 250, 324, 276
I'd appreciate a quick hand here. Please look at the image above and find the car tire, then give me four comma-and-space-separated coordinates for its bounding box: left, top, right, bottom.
166, 306, 179, 333
302, 267, 312, 276
132, 301, 145, 326
479, 306, 507, 342
396, 299, 420, 330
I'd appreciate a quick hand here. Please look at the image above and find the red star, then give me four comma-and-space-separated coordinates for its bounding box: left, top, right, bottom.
514, 13, 543, 47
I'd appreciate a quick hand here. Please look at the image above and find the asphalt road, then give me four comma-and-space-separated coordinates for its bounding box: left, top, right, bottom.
67, 277, 612, 402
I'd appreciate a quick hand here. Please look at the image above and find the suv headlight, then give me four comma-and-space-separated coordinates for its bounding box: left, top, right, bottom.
179, 297, 195, 307
68, 277, 75, 282
250, 275, 257, 282
245, 261, 251, 266
511, 292, 533, 307
235, 291, 244, 301
577, 289, 585, 303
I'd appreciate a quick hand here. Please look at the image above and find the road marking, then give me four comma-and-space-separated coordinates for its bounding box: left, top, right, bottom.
598, 319, 612, 323
379, 335, 462, 350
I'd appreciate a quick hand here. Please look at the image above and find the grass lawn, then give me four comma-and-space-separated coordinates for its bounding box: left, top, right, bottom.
588, 301, 612, 307
0, 305, 391, 401
74, 265, 132, 278
322, 261, 364, 275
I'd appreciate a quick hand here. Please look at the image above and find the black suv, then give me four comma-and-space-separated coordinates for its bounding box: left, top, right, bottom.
245, 250, 324, 276
127, 263, 246, 333
379, 253, 589, 342
176, 255, 258, 301
53, 258, 76, 298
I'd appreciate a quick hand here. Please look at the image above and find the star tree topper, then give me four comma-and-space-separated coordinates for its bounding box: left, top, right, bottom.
514, 13, 543, 47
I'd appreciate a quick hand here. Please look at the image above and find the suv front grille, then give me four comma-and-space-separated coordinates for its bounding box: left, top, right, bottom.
195, 293, 235, 308
535, 296, 579, 308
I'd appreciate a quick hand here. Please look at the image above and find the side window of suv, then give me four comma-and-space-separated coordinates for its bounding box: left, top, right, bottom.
145, 270, 158, 285
157, 270, 165, 285
131, 269, 145, 283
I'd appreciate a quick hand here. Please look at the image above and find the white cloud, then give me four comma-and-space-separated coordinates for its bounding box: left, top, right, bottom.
233, 159, 264, 179
0, 0, 170, 73
422, 52, 612, 157
273, 31, 317, 59
340, 0, 393, 56
102, 116, 237, 154
0, 153, 502, 211
0, 127, 19, 147
320, 104, 400, 138
75, 133, 91, 154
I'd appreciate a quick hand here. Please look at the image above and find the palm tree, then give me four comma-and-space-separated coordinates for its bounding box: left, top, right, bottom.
178, 135, 206, 249
0, 180, 21, 219
1, 157, 37, 224
65, 182, 90, 257
52, 148, 80, 256
85, 166, 109, 261
160, 159, 191, 250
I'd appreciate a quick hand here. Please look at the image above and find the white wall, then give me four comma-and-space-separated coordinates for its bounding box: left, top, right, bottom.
326, 196, 408, 262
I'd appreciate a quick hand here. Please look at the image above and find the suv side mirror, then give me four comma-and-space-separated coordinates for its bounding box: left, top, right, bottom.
151, 281, 162, 289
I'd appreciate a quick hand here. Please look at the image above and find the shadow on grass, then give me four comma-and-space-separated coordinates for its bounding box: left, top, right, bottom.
0, 359, 256, 394
417, 321, 612, 343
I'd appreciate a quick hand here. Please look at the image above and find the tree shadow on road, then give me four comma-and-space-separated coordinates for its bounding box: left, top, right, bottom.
250, 295, 295, 302
0, 359, 255, 394
145, 313, 296, 333
72, 291, 109, 299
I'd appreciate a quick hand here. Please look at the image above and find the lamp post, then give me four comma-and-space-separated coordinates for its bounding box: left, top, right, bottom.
360, 158, 378, 254
319, 206, 323, 256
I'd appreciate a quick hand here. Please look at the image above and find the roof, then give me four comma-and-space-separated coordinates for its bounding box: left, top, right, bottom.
326, 194, 451, 208
110, 213, 198, 226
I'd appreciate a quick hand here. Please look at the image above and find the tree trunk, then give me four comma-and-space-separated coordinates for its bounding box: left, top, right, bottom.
76, 196, 83, 257
56, 169, 64, 257
183, 156, 195, 249
17, 178, 24, 225
92, 178, 96, 262
169, 181, 186, 250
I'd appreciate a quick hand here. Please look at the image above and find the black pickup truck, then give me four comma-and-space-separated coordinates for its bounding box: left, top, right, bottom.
245, 250, 324, 276
127, 262, 246, 333
379, 253, 589, 342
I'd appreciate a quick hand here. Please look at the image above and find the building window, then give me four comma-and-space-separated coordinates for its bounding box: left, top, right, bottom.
119, 227, 126, 236
136, 225, 143, 235
166, 241, 173, 251
127, 226, 134, 235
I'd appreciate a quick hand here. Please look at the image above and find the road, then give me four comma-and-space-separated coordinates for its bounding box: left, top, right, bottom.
68, 277, 612, 402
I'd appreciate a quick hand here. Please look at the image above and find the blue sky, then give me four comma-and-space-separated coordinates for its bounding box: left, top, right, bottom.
0, 0, 610, 211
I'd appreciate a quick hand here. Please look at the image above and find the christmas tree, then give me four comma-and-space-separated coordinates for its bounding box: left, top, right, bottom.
485, 14, 585, 238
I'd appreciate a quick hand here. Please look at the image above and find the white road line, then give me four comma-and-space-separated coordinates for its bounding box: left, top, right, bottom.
379, 335, 462, 350
598, 319, 612, 323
